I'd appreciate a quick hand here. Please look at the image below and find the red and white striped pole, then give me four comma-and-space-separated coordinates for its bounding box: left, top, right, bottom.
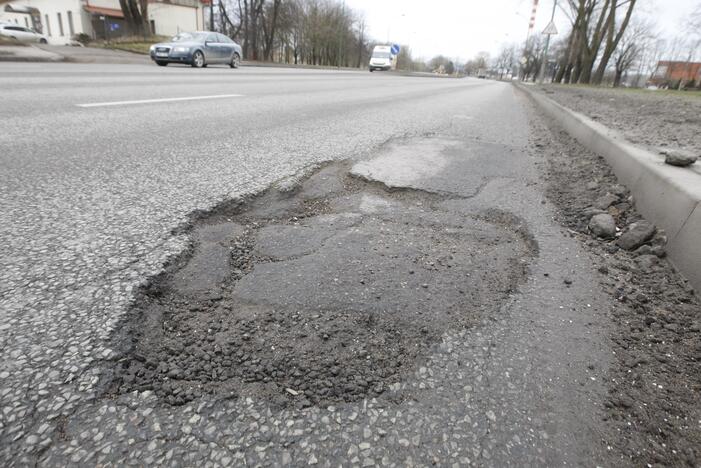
527, 0, 540, 39
520, 0, 540, 80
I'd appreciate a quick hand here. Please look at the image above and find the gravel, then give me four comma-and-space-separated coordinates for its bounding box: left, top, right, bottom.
532, 85, 701, 155
616, 221, 657, 251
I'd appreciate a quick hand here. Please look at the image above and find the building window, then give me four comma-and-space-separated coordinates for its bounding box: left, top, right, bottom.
67, 11, 74, 36
150, 20, 155, 35
44, 14, 51, 36
57, 12, 64, 36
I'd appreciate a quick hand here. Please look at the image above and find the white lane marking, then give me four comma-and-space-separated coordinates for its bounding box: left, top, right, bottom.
76, 94, 244, 108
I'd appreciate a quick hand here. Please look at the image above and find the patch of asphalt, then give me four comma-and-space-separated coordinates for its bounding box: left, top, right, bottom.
105, 160, 536, 410
530, 85, 701, 156
530, 98, 701, 466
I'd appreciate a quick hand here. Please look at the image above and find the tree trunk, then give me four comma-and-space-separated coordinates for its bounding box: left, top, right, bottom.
576, 0, 611, 83
138, 0, 150, 37
262, 0, 281, 61
593, 0, 637, 85
613, 69, 623, 87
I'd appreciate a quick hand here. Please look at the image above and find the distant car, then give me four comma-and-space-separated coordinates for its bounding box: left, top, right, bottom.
0, 24, 48, 44
369, 45, 395, 72
149, 31, 242, 69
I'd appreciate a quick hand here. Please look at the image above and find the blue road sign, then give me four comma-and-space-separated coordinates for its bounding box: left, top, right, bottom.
110, 23, 120, 31
391, 44, 400, 55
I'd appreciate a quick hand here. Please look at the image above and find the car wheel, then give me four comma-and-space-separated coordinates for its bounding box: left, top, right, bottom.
191, 50, 205, 68
156, 61, 168, 67
39, 38, 47, 44
230, 53, 241, 69
369, 68, 374, 72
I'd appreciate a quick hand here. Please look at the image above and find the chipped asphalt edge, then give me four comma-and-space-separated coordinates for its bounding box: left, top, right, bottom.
514, 82, 701, 295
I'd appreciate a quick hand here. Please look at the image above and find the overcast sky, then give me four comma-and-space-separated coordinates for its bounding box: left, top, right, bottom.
343, 0, 699, 61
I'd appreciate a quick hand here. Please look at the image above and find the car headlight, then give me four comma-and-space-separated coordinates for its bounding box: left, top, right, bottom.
149, 45, 156, 52
173, 46, 190, 53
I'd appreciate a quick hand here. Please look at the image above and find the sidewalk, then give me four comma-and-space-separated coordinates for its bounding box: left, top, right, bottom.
37, 45, 150, 64
0, 45, 63, 62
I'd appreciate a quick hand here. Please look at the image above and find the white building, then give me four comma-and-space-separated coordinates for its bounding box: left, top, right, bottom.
0, 0, 208, 45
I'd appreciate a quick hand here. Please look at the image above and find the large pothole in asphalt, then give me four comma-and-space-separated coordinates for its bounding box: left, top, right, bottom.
107, 159, 536, 408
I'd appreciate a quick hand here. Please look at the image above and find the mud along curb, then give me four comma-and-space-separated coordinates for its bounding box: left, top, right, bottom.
516, 83, 701, 295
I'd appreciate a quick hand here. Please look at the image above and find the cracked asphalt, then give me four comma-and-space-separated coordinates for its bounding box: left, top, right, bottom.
0, 63, 644, 466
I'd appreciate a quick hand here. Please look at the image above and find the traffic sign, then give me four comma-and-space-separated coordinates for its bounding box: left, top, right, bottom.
542, 21, 558, 35
391, 44, 400, 55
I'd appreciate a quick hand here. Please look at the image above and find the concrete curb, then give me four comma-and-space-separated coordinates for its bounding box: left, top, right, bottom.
516, 83, 701, 293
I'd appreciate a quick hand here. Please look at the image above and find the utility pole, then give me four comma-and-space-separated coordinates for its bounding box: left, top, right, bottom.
538, 0, 558, 83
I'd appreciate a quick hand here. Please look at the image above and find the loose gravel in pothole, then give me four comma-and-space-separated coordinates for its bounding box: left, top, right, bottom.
106, 162, 535, 409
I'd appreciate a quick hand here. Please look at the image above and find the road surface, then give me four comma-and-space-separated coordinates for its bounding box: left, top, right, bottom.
1, 63, 625, 465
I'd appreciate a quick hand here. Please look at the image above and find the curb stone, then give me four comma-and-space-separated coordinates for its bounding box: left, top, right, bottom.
516, 83, 701, 295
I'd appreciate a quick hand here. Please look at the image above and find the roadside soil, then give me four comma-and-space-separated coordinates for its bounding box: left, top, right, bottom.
531, 85, 701, 156
529, 100, 701, 467
106, 161, 536, 410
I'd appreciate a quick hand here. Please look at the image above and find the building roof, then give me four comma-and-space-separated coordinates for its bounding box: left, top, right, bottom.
83, 5, 124, 18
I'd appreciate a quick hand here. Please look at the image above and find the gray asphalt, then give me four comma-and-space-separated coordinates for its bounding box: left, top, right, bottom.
1, 63, 615, 466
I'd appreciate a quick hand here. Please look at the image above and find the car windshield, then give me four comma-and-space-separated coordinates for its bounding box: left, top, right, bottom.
171, 32, 205, 43
372, 51, 390, 59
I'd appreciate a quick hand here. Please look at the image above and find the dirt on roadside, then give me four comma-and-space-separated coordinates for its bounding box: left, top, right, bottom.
531, 85, 701, 156
529, 100, 701, 467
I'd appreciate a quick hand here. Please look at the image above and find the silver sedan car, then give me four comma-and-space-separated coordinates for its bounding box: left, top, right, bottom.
149, 31, 242, 69
0, 24, 48, 44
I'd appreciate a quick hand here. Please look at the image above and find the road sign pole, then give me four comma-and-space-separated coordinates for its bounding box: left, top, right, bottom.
538, 0, 558, 84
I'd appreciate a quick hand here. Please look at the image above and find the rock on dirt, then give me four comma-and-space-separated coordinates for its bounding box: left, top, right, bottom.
617, 221, 656, 251
588, 213, 616, 239
593, 193, 619, 210
661, 149, 698, 167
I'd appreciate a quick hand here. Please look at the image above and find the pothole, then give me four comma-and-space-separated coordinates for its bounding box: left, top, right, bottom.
106, 160, 537, 408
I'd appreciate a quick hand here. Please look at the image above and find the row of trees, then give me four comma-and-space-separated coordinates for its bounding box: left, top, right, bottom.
492, 1, 701, 88
215, 0, 372, 67
216, 0, 462, 71
553, 0, 638, 85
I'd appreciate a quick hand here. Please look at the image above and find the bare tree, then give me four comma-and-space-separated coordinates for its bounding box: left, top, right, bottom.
549, 0, 639, 84
118, 0, 150, 37
611, 19, 654, 87
494, 44, 517, 80
680, 4, 701, 88
592, 0, 639, 85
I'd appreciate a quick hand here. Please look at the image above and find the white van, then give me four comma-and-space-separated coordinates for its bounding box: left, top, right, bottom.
369, 45, 395, 72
